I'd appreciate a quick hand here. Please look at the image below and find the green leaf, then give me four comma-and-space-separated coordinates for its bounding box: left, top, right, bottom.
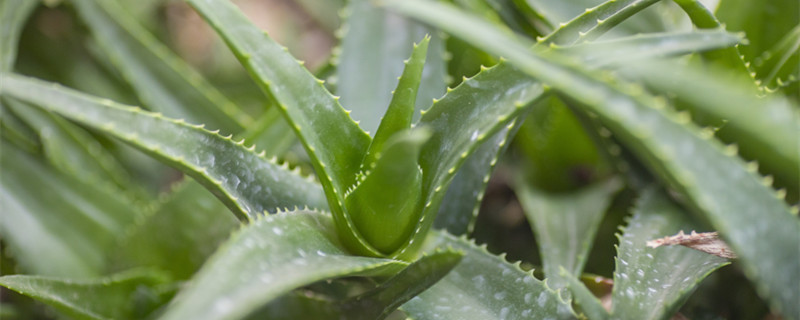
619, 61, 800, 192
159, 210, 407, 320
400, 231, 577, 319
71, 0, 250, 133
0, 269, 172, 320
554, 30, 745, 67
0, 73, 327, 220
753, 24, 800, 91
363, 35, 430, 169
0, 142, 139, 277
342, 250, 464, 320
561, 268, 609, 320
536, 0, 661, 46
112, 180, 238, 280
611, 189, 729, 319
383, 2, 800, 316
716, 0, 799, 63
5, 98, 139, 196
336, 0, 446, 134
0, 0, 39, 71
186, 0, 377, 255
515, 178, 622, 289
345, 129, 431, 254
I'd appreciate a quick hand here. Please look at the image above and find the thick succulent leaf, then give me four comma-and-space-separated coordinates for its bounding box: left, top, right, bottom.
346, 129, 431, 254
434, 125, 513, 235
0, 73, 327, 220
364, 36, 430, 168
71, 0, 249, 133
384, 2, 800, 316
240, 107, 297, 159
342, 250, 463, 320
715, 0, 799, 62
611, 189, 729, 319
0, 269, 172, 320
753, 24, 800, 91
5, 99, 138, 195
112, 180, 238, 280
337, 0, 446, 134
619, 61, 800, 191
400, 231, 577, 319
515, 178, 622, 289
554, 30, 745, 67
0, 0, 38, 70
186, 0, 377, 255
0, 142, 138, 277
561, 268, 609, 320
537, 0, 661, 46
159, 210, 407, 320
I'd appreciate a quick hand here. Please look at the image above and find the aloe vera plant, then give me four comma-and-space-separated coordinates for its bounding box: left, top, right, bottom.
1, 0, 798, 319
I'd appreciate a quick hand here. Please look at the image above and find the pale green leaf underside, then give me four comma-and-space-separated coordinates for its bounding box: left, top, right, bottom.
400, 231, 577, 319
72, 0, 249, 133
160, 210, 407, 320
611, 189, 729, 320
337, 0, 446, 134
0, 142, 138, 278
0, 269, 170, 320
516, 178, 622, 289
0, 73, 327, 220
384, 1, 800, 316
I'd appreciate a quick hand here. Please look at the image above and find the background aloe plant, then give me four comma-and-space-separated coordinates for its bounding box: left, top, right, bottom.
0, 0, 798, 319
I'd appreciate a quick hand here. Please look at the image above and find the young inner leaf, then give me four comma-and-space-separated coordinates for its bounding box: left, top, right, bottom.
345, 128, 431, 254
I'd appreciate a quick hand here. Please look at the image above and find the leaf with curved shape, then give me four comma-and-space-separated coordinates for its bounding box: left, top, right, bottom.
0, 142, 138, 277
159, 210, 407, 320
186, 0, 376, 255
400, 231, 577, 319
752, 24, 800, 91
112, 180, 238, 280
611, 189, 729, 319
515, 178, 622, 289
71, 0, 249, 133
537, 0, 662, 46
336, 0, 446, 134
383, 2, 800, 316
0, 269, 172, 320
0, 0, 39, 71
0, 73, 327, 220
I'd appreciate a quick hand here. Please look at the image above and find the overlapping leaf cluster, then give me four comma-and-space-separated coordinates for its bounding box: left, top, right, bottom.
1, 0, 797, 319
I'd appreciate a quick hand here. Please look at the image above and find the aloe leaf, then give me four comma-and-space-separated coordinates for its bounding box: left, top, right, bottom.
561, 268, 609, 320
159, 210, 407, 320
5, 98, 138, 195
434, 126, 512, 235
342, 250, 463, 320
346, 129, 431, 254
611, 189, 729, 319
400, 231, 576, 319
336, 0, 446, 134
363, 36, 430, 168
753, 24, 800, 90
0, 73, 327, 220
384, 2, 800, 315
715, 0, 799, 63
0, 269, 172, 320
537, 0, 662, 46
241, 107, 296, 159
70, 0, 249, 133
619, 61, 800, 191
554, 30, 745, 67
0, 0, 38, 70
0, 142, 139, 277
112, 180, 238, 280
186, 0, 378, 254
515, 178, 622, 289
